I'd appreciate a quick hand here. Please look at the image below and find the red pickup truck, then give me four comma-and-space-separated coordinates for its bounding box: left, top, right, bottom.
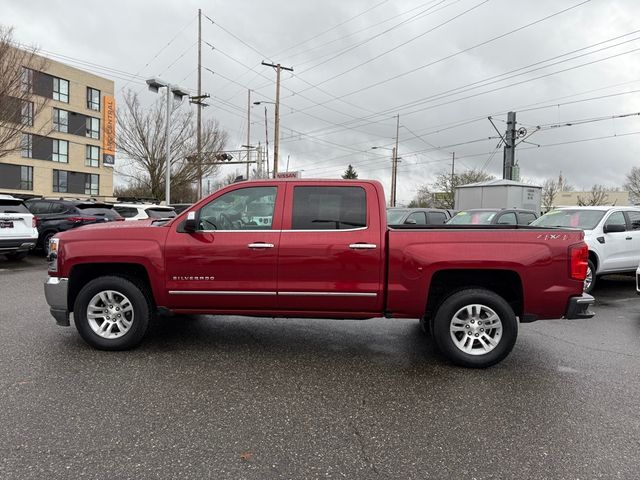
44, 179, 593, 368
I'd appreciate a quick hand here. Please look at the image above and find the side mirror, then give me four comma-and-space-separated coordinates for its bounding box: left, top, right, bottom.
603, 223, 625, 233
404, 219, 417, 225
184, 211, 197, 232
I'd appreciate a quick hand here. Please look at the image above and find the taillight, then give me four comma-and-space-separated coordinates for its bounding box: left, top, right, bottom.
32, 217, 37, 228
569, 243, 588, 281
67, 216, 97, 223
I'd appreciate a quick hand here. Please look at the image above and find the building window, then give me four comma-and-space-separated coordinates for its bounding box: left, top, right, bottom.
86, 145, 100, 167
53, 108, 68, 133
53, 77, 69, 103
21, 68, 33, 93
20, 166, 33, 190
87, 87, 100, 111
52, 139, 69, 163
21, 101, 34, 126
53, 170, 68, 193
85, 173, 99, 195
86, 117, 100, 139
21, 134, 32, 158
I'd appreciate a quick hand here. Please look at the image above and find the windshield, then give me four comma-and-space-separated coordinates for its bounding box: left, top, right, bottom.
531, 209, 606, 230
448, 210, 497, 225
387, 209, 409, 224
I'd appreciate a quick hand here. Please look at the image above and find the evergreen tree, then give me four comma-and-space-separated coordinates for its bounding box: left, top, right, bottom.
342, 164, 358, 179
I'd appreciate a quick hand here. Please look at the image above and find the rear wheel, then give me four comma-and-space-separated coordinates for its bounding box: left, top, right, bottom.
584, 259, 596, 294
432, 288, 517, 368
41, 231, 56, 256
73, 276, 151, 350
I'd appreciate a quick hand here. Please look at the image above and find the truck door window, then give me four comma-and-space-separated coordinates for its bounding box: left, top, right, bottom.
198, 186, 276, 230
291, 186, 366, 230
496, 212, 517, 225
605, 211, 626, 230
406, 212, 427, 225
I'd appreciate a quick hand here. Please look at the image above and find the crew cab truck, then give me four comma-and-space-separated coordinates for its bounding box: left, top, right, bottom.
44, 179, 594, 368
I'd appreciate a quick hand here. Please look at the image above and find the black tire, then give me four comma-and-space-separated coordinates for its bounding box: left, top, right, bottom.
432, 288, 518, 368
584, 259, 596, 294
40, 231, 57, 255
5, 251, 29, 261
73, 276, 151, 350
419, 316, 432, 337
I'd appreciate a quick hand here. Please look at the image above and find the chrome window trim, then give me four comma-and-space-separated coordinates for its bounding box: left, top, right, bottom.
193, 226, 369, 233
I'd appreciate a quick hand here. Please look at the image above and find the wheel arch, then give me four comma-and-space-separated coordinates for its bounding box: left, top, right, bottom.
68, 263, 155, 313
425, 269, 523, 323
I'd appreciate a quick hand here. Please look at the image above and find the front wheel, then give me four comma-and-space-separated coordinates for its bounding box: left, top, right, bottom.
73, 276, 151, 350
432, 288, 518, 368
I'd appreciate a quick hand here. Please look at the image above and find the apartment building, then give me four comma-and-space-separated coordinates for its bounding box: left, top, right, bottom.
0, 50, 115, 199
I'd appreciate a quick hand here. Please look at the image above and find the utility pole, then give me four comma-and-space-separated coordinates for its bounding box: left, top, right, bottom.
263, 106, 270, 177
261, 61, 293, 178
246, 89, 251, 180
165, 85, 171, 204
503, 111, 516, 180
391, 114, 400, 207
451, 151, 455, 186
196, 8, 202, 198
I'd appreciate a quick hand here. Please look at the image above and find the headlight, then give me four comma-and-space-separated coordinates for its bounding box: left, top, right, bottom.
48, 237, 59, 273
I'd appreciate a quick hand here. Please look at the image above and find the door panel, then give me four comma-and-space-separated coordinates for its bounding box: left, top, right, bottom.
277, 183, 384, 313
600, 211, 630, 272
164, 185, 283, 311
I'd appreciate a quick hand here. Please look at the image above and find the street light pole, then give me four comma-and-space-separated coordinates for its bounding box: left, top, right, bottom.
146, 78, 189, 205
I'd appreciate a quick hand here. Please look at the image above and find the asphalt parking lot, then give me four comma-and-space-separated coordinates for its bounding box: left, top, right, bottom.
0, 256, 639, 479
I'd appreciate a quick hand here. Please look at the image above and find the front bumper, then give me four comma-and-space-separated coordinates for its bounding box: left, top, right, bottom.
564, 293, 595, 319
44, 277, 70, 326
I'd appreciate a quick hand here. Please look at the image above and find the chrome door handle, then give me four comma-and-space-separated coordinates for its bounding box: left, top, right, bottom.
248, 243, 274, 248
349, 243, 377, 249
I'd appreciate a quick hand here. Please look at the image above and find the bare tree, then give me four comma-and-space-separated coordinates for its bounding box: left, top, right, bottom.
408, 185, 435, 208
624, 166, 640, 204
541, 178, 560, 211
116, 90, 228, 202
0, 27, 48, 159
577, 185, 609, 206
431, 168, 493, 209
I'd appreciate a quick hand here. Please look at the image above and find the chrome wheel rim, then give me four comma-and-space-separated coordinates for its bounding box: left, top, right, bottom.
87, 290, 134, 339
449, 304, 502, 356
584, 266, 593, 292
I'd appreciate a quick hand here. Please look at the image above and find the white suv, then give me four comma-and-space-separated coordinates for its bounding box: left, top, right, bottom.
113, 203, 176, 221
532, 206, 640, 293
0, 194, 39, 260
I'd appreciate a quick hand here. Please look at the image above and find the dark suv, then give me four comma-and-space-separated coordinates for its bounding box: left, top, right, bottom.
25, 199, 122, 253
387, 207, 452, 226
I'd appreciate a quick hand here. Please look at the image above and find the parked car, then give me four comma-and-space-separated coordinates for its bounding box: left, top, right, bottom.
531, 206, 640, 293
25, 198, 123, 254
43, 179, 593, 368
447, 208, 538, 226
113, 203, 176, 221
0, 194, 38, 260
386, 207, 451, 225
169, 203, 192, 214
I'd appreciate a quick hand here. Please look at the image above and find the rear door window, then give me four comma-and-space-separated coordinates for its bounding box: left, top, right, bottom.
625, 211, 640, 230
518, 212, 537, 225
291, 186, 366, 230
27, 201, 52, 215
114, 206, 139, 218
427, 212, 447, 224
77, 205, 121, 219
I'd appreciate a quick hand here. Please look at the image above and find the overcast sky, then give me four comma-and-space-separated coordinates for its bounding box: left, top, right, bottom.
4, 0, 640, 203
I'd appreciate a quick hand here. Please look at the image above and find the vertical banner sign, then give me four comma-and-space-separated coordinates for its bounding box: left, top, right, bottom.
102, 95, 116, 166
